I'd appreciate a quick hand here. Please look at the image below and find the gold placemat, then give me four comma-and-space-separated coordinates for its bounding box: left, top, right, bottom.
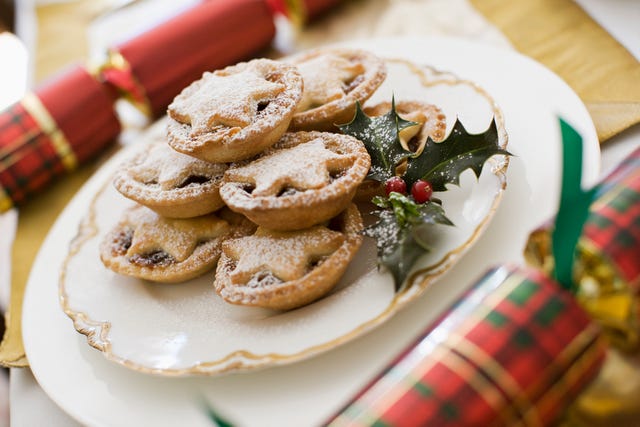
34, 0, 114, 82
0, 161, 104, 367
470, 0, 640, 142
0, 0, 106, 367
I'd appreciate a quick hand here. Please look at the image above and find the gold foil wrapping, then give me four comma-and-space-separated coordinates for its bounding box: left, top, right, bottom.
562, 348, 640, 427
525, 230, 639, 352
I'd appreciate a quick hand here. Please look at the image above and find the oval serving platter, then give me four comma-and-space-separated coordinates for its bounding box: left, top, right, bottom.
58, 56, 509, 376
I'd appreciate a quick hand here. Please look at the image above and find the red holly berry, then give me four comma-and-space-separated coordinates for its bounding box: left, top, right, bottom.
385, 176, 407, 196
411, 179, 433, 203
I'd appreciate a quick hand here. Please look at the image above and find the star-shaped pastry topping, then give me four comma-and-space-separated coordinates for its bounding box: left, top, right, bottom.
168, 68, 285, 136
124, 207, 229, 262
226, 138, 354, 197
296, 54, 364, 111
130, 143, 226, 190
223, 226, 345, 284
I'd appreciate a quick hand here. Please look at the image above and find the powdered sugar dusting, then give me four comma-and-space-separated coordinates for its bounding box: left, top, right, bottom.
295, 53, 365, 112
225, 137, 354, 197
123, 206, 230, 262
128, 142, 227, 193
365, 101, 447, 153
219, 132, 370, 230
288, 48, 387, 129
166, 59, 303, 163
246, 271, 283, 289
223, 226, 344, 284
169, 68, 285, 135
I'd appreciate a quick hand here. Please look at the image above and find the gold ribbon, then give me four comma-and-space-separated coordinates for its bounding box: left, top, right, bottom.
284, 0, 307, 27
91, 49, 153, 118
0, 186, 12, 212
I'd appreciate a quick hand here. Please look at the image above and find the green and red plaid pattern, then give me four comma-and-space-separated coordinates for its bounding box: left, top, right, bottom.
327, 266, 606, 427
0, 97, 71, 210
582, 146, 640, 288
0, 66, 120, 212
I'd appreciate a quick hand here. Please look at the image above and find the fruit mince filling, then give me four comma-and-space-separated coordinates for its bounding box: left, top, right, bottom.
342, 73, 363, 94
276, 186, 299, 197
130, 250, 176, 267
178, 175, 211, 188
247, 270, 283, 288
111, 229, 133, 257
329, 168, 346, 182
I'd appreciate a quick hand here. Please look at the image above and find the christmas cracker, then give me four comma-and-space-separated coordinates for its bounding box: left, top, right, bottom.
326, 265, 606, 427
526, 147, 640, 351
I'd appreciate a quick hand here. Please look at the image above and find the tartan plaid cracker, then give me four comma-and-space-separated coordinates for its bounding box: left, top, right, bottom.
0, 96, 73, 210
524, 147, 640, 351
582, 146, 640, 287
0, 66, 120, 212
327, 266, 606, 427
576, 146, 640, 350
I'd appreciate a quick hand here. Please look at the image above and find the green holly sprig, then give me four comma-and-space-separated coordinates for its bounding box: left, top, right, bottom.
339, 99, 510, 290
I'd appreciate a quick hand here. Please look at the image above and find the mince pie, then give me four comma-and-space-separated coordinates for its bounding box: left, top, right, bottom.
220, 131, 370, 230
287, 48, 386, 131
167, 58, 303, 163
214, 204, 363, 310
100, 205, 243, 283
113, 133, 228, 218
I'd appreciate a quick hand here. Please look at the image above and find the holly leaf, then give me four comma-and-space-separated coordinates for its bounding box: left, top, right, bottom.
365, 216, 425, 291
404, 118, 510, 191
364, 193, 453, 290
338, 99, 416, 182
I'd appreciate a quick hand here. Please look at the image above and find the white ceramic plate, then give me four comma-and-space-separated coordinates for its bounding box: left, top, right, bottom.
23, 36, 599, 426
58, 56, 508, 376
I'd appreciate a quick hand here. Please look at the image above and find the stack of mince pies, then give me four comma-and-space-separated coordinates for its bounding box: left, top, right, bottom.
100, 48, 444, 311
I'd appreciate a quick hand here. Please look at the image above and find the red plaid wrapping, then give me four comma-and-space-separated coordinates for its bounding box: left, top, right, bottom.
327, 266, 606, 427
576, 146, 640, 350
582, 146, 640, 288
0, 66, 120, 211
105, 0, 276, 117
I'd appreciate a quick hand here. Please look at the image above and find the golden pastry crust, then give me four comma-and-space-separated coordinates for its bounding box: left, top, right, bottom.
214, 204, 363, 310
288, 48, 387, 131
99, 205, 244, 283
220, 131, 370, 230
113, 137, 228, 218
352, 179, 385, 203
167, 58, 303, 163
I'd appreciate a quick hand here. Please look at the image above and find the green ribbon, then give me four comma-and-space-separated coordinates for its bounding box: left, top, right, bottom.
201, 398, 234, 427
552, 118, 598, 291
